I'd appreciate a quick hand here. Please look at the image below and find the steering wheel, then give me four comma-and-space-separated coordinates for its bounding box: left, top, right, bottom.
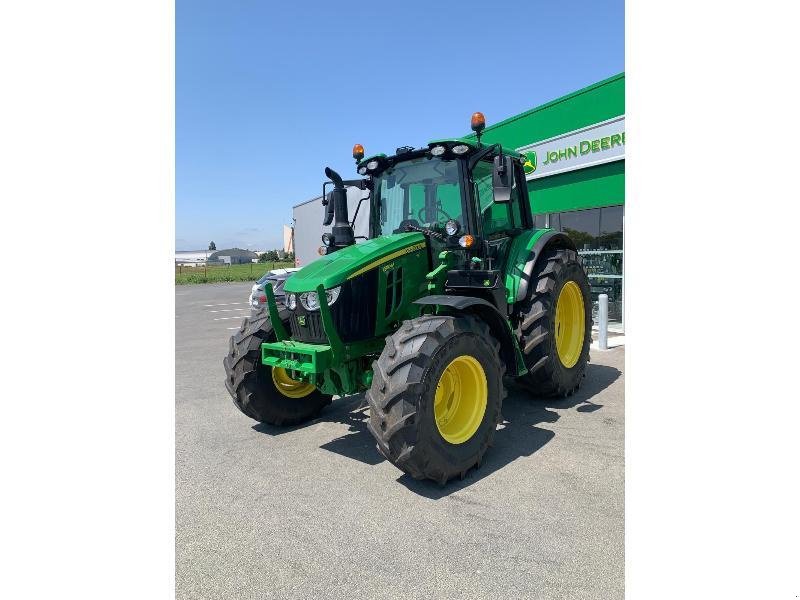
395, 219, 421, 233
416, 206, 453, 223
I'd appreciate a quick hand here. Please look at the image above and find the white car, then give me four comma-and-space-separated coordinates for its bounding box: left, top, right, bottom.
249, 268, 300, 313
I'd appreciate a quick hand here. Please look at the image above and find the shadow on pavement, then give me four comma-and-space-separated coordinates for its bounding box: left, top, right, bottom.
251, 394, 385, 465
252, 362, 622, 496
318, 395, 384, 466
398, 362, 621, 498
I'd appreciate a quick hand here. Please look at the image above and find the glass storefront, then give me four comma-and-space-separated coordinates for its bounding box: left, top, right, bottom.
541, 206, 624, 329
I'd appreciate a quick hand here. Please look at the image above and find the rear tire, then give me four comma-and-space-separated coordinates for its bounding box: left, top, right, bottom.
514, 247, 592, 397
366, 315, 506, 485
223, 311, 332, 425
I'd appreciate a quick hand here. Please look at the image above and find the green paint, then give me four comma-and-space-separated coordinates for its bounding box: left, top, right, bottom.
284, 232, 426, 293
426, 251, 456, 295
259, 73, 624, 397
530, 160, 624, 214
375, 243, 430, 332
264, 283, 289, 341
503, 228, 554, 304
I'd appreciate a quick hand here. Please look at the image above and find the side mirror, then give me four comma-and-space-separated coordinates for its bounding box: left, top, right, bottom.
492, 155, 514, 203
322, 190, 335, 226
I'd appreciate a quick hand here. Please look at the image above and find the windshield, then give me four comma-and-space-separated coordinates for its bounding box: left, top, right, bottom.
372, 157, 464, 236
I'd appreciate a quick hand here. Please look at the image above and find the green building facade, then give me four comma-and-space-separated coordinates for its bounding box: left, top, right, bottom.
467, 73, 625, 327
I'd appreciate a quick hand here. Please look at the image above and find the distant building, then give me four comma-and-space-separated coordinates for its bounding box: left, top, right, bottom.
175, 250, 209, 266
208, 248, 258, 264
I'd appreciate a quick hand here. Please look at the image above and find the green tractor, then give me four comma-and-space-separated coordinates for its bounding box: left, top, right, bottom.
224, 113, 592, 484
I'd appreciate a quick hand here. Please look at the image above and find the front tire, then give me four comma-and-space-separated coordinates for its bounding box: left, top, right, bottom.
514, 247, 592, 397
366, 315, 506, 484
223, 311, 332, 425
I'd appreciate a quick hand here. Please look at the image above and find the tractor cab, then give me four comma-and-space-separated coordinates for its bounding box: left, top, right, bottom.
354, 116, 532, 266
346, 114, 533, 310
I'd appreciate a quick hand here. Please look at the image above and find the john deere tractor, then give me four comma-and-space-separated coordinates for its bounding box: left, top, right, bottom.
224, 112, 591, 484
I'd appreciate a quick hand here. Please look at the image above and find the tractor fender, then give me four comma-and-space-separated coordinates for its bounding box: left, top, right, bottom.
515, 231, 577, 303
414, 295, 517, 373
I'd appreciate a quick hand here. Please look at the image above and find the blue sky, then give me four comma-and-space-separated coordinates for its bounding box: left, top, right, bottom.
176, 1, 624, 251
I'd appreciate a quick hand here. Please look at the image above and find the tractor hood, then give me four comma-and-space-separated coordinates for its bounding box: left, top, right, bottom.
284, 232, 427, 292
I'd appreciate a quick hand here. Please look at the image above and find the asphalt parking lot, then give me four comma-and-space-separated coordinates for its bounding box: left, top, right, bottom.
176, 282, 624, 600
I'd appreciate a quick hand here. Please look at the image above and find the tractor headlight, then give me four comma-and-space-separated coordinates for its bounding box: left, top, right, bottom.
430, 145, 446, 156
358, 166, 367, 175
452, 144, 470, 155
287, 293, 297, 310
321, 232, 333, 247
326, 286, 342, 306
366, 160, 379, 171
445, 219, 460, 236
301, 291, 319, 311
299, 286, 341, 311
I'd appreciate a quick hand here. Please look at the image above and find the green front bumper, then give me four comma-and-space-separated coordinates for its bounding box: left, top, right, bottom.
261, 340, 333, 375
259, 280, 379, 396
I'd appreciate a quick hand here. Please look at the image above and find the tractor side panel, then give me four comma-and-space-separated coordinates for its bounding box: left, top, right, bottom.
373, 246, 430, 336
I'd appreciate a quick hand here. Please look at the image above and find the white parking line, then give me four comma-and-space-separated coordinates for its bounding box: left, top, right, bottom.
204, 302, 247, 307
208, 308, 249, 313
213, 316, 247, 321
226, 327, 240, 330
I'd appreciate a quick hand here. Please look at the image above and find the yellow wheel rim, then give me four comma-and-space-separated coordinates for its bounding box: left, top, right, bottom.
434, 355, 488, 445
271, 367, 316, 399
555, 280, 586, 368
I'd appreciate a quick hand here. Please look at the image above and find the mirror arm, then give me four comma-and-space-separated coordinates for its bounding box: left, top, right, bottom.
350, 193, 369, 229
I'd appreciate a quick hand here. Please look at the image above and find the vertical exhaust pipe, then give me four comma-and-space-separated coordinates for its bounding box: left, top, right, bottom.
324, 167, 355, 249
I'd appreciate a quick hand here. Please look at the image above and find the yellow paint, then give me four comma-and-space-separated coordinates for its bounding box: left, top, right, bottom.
347, 242, 426, 280
434, 355, 488, 444
555, 280, 585, 368
271, 367, 316, 398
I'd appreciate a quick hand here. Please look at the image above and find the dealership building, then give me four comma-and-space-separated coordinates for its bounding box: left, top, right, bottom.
469, 72, 625, 328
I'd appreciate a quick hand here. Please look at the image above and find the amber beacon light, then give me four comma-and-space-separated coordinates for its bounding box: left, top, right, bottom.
471, 112, 486, 143
352, 143, 365, 162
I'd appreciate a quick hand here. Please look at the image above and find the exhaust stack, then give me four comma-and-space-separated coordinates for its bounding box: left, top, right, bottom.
323, 167, 355, 249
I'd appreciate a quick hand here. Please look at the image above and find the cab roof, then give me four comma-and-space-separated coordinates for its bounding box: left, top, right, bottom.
357, 139, 524, 171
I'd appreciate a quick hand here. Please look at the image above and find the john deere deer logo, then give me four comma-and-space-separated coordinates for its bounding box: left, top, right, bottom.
523, 151, 537, 175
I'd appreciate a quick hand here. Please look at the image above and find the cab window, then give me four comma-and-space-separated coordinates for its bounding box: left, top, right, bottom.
375, 158, 463, 234
472, 160, 522, 238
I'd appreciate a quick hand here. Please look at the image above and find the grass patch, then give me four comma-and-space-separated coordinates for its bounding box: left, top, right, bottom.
175, 261, 294, 285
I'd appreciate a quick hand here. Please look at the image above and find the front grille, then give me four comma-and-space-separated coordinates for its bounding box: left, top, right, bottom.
288, 269, 378, 344
288, 311, 325, 342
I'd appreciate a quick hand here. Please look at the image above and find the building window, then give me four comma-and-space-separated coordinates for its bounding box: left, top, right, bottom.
551, 206, 624, 326
599, 205, 623, 250
559, 208, 601, 250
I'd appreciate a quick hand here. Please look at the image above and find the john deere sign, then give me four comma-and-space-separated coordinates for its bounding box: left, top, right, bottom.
518, 115, 625, 180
